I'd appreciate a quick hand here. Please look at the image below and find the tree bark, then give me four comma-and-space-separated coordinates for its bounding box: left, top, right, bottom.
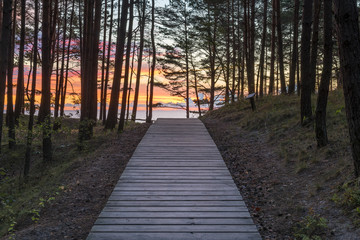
146, 0, 156, 123
14, 0, 26, 124
259, 0, 268, 98
102, 0, 114, 124
40, 0, 53, 162
105, 0, 128, 129
24, 0, 39, 177
131, 0, 146, 121
333, 0, 360, 177
54, 0, 68, 119
100, 0, 108, 121
0, 0, 12, 153
119, 0, 134, 131
300, 0, 313, 125
60, 0, 75, 117
225, 0, 230, 104
315, 0, 332, 147
289, 0, 299, 94
7, 0, 16, 149
310, 0, 321, 93
269, 0, 276, 94
275, 0, 286, 94
79, 0, 102, 141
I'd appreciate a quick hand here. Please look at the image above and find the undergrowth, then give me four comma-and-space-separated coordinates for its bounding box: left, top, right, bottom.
0, 117, 140, 237
202, 89, 354, 238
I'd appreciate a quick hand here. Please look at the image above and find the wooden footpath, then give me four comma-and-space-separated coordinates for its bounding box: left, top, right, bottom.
87, 118, 261, 240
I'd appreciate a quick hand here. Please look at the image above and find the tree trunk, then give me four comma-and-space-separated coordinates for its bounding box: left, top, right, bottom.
0, 0, 12, 153
40, 0, 53, 162
131, 0, 146, 121
289, 0, 299, 94
79, 0, 102, 142
259, 0, 268, 98
269, 0, 276, 94
119, 0, 134, 131
54, 0, 68, 119
146, 0, 156, 123
333, 0, 360, 177
24, 0, 39, 177
231, 0, 236, 102
310, 0, 321, 93
126, 32, 137, 121
184, 4, 190, 118
102, 0, 114, 124
106, 0, 128, 129
275, 0, 286, 94
100, 0, 108, 121
14, 0, 26, 124
225, 0, 230, 104
300, 0, 313, 125
315, 0, 332, 147
60, 0, 75, 117
7, 0, 16, 149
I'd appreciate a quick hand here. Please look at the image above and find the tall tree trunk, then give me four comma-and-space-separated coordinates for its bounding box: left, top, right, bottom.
7, 0, 16, 149
225, 0, 230, 104
300, 0, 313, 125
119, 0, 134, 131
316, 0, 332, 147
231, 0, 236, 102
100, 0, 108, 121
275, 0, 286, 94
310, 0, 321, 93
102, 0, 114, 124
54, 0, 68, 119
147, 0, 156, 123
14, 0, 26, 124
0, 1, 2, 38
333, 0, 360, 177
24, 0, 38, 177
184, 3, 190, 118
60, 0, 75, 117
0, 0, 12, 153
259, 0, 268, 98
40, 0, 53, 162
208, 10, 217, 111
79, 0, 101, 141
131, 0, 146, 121
105, 0, 128, 129
190, 55, 201, 117
246, 0, 256, 110
126, 32, 137, 121
289, 0, 299, 94
269, 0, 276, 94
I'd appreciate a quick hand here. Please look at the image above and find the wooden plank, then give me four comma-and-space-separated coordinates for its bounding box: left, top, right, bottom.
87, 118, 260, 240
98, 211, 252, 218
102, 206, 249, 212
94, 218, 254, 225
108, 195, 243, 201
87, 232, 261, 240
110, 190, 241, 196
105, 200, 246, 207
118, 180, 235, 184
90, 225, 258, 232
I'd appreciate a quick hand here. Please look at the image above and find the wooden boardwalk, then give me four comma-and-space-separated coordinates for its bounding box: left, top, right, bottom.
87, 118, 261, 240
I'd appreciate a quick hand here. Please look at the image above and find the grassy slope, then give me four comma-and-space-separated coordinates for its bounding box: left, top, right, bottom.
202, 90, 360, 239
0, 118, 143, 237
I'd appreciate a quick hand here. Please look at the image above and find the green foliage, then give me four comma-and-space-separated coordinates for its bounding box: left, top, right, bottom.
29, 190, 59, 224
294, 210, 328, 240
0, 117, 119, 237
0, 200, 17, 238
331, 180, 360, 225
